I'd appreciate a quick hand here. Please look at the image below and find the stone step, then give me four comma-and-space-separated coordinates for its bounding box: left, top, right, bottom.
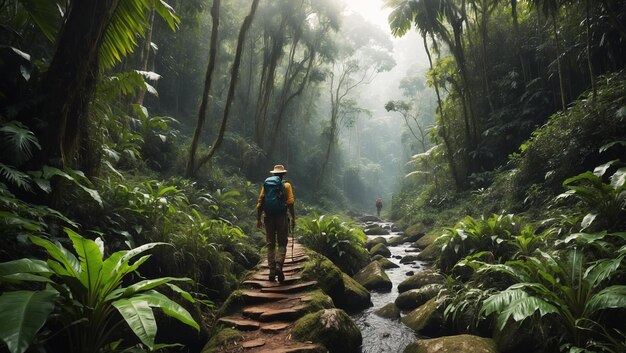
256, 344, 321, 353
241, 290, 294, 304
250, 274, 302, 283
217, 316, 260, 331
242, 338, 266, 349
259, 265, 303, 275
261, 256, 309, 266
260, 322, 291, 333
243, 304, 307, 322
260, 280, 317, 294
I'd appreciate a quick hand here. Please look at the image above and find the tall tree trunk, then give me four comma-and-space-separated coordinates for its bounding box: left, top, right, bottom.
424, 34, 461, 191
552, 14, 567, 110
193, 0, 260, 175
586, 0, 597, 105
479, 0, 494, 112
135, 9, 155, 105
185, 0, 220, 178
34, 0, 121, 170
510, 0, 528, 83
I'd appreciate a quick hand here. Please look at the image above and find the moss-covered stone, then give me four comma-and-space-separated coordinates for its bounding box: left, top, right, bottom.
405, 224, 428, 239
302, 289, 336, 313
366, 236, 388, 250
394, 284, 441, 310
377, 257, 400, 269
365, 226, 390, 235
371, 254, 385, 261
400, 298, 443, 334
373, 303, 400, 319
301, 252, 345, 299
403, 334, 498, 353
397, 270, 445, 293
201, 328, 242, 353
388, 235, 407, 246
335, 273, 371, 312
400, 254, 420, 264
370, 243, 392, 258
292, 309, 362, 353
353, 261, 392, 291
217, 290, 245, 317
415, 243, 441, 261
414, 232, 439, 249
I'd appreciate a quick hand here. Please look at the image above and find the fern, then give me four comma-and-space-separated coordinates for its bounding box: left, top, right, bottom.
0, 163, 32, 191
0, 121, 41, 166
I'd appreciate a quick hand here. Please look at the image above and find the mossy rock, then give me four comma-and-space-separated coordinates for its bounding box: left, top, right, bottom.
217, 290, 245, 317
371, 254, 385, 261
388, 235, 407, 246
373, 303, 400, 320
377, 257, 400, 269
335, 273, 371, 312
353, 261, 392, 291
400, 254, 420, 264
414, 232, 439, 249
416, 243, 441, 261
365, 226, 390, 235
366, 236, 388, 250
397, 270, 445, 293
301, 252, 345, 299
403, 334, 498, 353
400, 298, 443, 335
302, 289, 336, 313
292, 309, 362, 353
394, 284, 441, 310
370, 243, 392, 258
404, 223, 428, 239
201, 328, 242, 353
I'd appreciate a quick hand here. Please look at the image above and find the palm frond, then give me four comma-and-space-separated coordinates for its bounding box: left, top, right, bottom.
0, 163, 32, 191
0, 121, 41, 166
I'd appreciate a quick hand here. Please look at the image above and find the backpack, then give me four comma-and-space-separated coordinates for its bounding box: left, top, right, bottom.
262, 176, 287, 215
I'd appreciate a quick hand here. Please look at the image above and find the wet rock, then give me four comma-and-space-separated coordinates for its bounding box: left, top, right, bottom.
371, 254, 385, 261
392, 225, 401, 232
373, 303, 400, 320
397, 270, 445, 293
400, 298, 443, 334
335, 273, 371, 313
377, 257, 400, 269
360, 215, 380, 222
404, 224, 428, 239
366, 236, 388, 250
292, 308, 362, 353
394, 255, 403, 259
365, 227, 390, 236
201, 328, 242, 353
403, 334, 498, 353
400, 255, 420, 264
415, 243, 440, 262
388, 236, 407, 246
353, 261, 392, 291
406, 271, 414, 276
301, 253, 344, 299
414, 232, 439, 249
394, 284, 442, 310
370, 243, 392, 258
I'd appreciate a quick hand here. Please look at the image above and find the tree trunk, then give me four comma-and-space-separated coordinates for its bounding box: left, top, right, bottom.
510, 0, 528, 83
479, 0, 494, 112
135, 9, 155, 105
33, 0, 120, 170
185, 0, 220, 178
552, 14, 567, 110
193, 0, 260, 175
586, 0, 596, 106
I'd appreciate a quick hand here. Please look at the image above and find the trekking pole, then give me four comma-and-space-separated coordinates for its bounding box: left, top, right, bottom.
291, 219, 295, 263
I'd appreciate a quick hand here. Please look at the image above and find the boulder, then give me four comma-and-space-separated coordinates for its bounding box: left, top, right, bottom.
388, 235, 407, 246
371, 254, 385, 261
400, 255, 420, 264
403, 334, 498, 353
404, 224, 428, 239
301, 253, 345, 299
292, 309, 362, 353
374, 303, 400, 319
414, 232, 439, 249
401, 298, 443, 335
366, 236, 388, 250
365, 226, 390, 235
201, 328, 242, 353
397, 270, 445, 293
360, 215, 380, 222
370, 243, 392, 258
353, 261, 392, 291
377, 257, 400, 269
415, 243, 440, 262
335, 273, 371, 312
394, 284, 441, 310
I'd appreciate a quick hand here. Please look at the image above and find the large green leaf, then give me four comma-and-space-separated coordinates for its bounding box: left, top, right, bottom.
585, 257, 623, 288
28, 236, 80, 278
497, 296, 559, 331
0, 290, 58, 353
585, 285, 626, 314
0, 259, 50, 277
482, 289, 527, 316
133, 291, 199, 331
122, 277, 192, 297
112, 297, 157, 350
66, 228, 103, 292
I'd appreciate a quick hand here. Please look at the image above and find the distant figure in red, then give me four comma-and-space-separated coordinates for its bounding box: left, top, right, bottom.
375, 197, 383, 218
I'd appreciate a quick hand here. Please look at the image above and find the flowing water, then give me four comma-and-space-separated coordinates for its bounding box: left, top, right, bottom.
353, 221, 429, 353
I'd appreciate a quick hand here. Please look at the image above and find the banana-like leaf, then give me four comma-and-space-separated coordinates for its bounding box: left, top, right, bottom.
66, 228, 103, 292
610, 168, 626, 189
0, 259, 50, 276
28, 236, 80, 278
166, 283, 196, 303
112, 297, 157, 350
482, 289, 527, 316
584, 257, 623, 288
133, 291, 199, 331
497, 296, 559, 331
0, 290, 58, 353
585, 285, 626, 314
122, 277, 192, 297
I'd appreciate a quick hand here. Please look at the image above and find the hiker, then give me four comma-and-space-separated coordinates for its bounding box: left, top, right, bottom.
376, 197, 383, 218
256, 164, 295, 282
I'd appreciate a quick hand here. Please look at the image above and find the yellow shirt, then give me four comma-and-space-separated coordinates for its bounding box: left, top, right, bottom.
256, 181, 294, 209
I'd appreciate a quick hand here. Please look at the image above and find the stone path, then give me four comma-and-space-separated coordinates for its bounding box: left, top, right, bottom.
214, 239, 323, 352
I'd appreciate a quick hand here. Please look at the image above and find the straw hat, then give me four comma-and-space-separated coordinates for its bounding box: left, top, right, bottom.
270, 164, 287, 174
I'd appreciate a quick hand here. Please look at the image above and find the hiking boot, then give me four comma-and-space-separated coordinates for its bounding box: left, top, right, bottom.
276, 264, 284, 282
268, 267, 276, 281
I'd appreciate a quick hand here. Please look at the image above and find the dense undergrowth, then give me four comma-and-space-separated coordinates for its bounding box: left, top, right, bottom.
390, 73, 626, 352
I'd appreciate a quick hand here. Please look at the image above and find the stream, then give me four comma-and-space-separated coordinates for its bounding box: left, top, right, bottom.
353, 221, 429, 353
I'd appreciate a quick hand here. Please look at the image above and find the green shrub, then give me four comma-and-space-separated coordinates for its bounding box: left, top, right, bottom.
297, 214, 369, 275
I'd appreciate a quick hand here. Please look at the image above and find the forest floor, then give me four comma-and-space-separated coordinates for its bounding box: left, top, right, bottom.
212, 240, 323, 353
